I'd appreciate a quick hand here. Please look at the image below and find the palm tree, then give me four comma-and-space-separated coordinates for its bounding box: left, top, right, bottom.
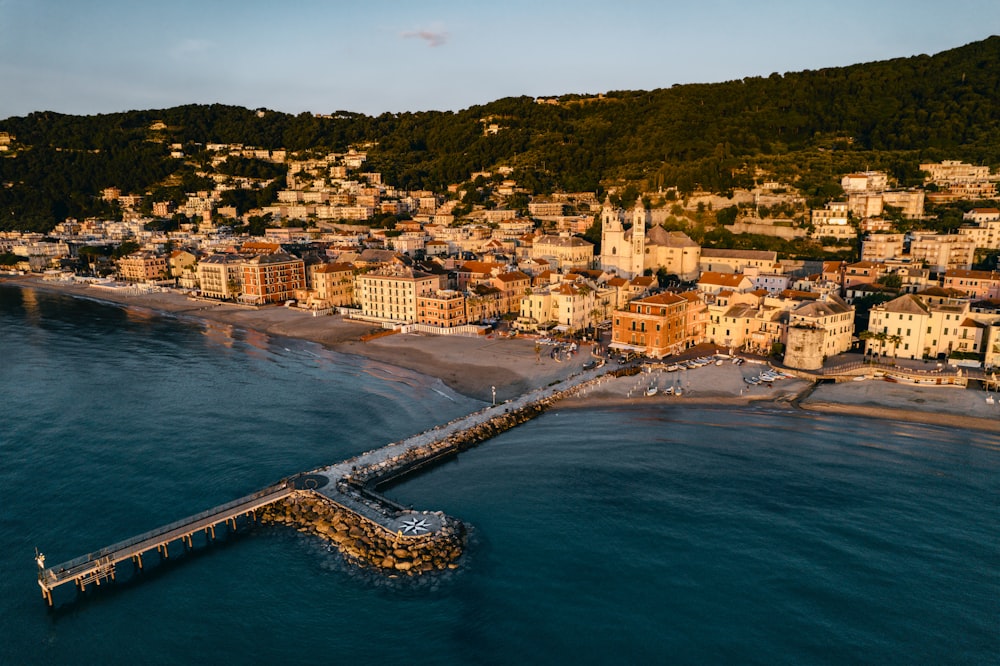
872, 331, 888, 363
887, 334, 903, 362
858, 329, 875, 360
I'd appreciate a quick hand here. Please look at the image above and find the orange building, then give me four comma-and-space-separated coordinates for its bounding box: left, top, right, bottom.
240, 253, 306, 305
611, 292, 689, 357
417, 290, 468, 328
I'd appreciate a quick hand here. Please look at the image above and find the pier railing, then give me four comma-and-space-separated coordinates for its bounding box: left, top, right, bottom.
37, 480, 296, 603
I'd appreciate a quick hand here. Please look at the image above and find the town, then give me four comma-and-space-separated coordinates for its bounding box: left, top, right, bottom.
2, 130, 1000, 374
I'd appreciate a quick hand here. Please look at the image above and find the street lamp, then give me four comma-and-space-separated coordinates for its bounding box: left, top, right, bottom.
491, 385, 496, 406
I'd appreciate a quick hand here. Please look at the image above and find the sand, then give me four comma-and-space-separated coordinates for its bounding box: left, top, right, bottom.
6, 274, 1000, 431
1, 275, 588, 402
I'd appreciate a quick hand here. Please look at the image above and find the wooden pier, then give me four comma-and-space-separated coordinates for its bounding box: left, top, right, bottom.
35, 480, 296, 606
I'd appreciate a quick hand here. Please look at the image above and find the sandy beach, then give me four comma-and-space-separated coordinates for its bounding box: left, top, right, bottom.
561, 356, 1000, 432
0, 275, 589, 402
6, 274, 1000, 431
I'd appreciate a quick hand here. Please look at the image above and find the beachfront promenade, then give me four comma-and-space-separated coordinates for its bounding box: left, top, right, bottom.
36, 360, 617, 607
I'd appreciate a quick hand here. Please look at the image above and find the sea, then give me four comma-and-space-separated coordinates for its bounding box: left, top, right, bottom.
1, 283, 997, 665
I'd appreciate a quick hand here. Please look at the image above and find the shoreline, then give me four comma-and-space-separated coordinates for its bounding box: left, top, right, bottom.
0, 275, 588, 402
6, 274, 1000, 431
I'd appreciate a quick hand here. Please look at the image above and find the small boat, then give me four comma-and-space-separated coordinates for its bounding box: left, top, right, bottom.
645, 385, 658, 397
666, 364, 681, 372
987, 394, 995, 405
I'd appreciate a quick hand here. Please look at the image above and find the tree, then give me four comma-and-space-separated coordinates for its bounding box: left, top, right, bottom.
876, 272, 902, 290
887, 334, 903, 361
858, 329, 875, 358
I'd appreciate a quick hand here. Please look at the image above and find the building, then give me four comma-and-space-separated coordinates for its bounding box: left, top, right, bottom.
841, 171, 888, 194
844, 261, 886, 288
530, 234, 594, 271
864, 293, 978, 360
861, 234, 905, 262
698, 248, 778, 274
117, 251, 167, 283
240, 253, 307, 305
696, 271, 755, 295
908, 232, 975, 274
786, 293, 855, 360
599, 199, 646, 278
197, 253, 245, 300
643, 227, 701, 281
942, 269, 1000, 300
417, 290, 467, 328
307, 261, 355, 307
610, 292, 689, 357
811, 201, 854, 240
355, 265, 441, 323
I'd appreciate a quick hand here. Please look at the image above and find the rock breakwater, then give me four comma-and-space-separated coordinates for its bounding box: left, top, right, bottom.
263, 367, 630, 577
257, 491, 465, 574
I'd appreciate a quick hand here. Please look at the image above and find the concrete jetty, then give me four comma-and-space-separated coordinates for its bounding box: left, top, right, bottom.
36, 363, 628, 606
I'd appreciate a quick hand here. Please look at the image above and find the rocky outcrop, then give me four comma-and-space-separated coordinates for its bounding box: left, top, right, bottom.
257, 491, 464, 575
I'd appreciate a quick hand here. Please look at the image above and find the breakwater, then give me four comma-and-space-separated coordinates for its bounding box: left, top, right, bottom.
38, 363, 628, 603
257, 491, 465, 574
265, 364, 638, 575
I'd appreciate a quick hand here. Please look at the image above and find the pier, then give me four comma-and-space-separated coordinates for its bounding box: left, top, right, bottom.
36, 481, 296, 606
36, 363, 623, 607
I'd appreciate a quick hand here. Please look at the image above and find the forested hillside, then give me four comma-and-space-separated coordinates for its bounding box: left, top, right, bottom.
1, 36, 998, 232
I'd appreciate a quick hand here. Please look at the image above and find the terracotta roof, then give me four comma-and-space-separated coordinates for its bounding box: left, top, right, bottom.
635, 292, 685, 306
698, 271, 748, 287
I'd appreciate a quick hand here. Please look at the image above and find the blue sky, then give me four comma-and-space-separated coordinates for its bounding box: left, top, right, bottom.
1, 0, 997, 119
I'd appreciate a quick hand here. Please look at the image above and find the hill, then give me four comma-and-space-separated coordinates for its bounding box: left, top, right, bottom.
1, 36, 998, 232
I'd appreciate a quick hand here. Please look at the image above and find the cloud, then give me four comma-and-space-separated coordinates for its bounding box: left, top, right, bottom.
401, 29, 448, 48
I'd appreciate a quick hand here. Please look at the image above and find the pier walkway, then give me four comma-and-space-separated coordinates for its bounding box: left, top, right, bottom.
36, 481, 295, 606
36, 360, 620, 606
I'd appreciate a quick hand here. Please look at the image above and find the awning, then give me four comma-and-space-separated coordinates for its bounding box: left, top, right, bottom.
608, 342, 646, 352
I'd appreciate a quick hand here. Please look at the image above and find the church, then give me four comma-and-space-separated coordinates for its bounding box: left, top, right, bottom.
598, 198, 701, 281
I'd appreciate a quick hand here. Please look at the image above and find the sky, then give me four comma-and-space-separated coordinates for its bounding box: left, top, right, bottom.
1, 0, 998, 119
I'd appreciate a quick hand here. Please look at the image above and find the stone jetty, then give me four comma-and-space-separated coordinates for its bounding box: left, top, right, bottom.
255, 363, 638, 576
37, 362, 634, 605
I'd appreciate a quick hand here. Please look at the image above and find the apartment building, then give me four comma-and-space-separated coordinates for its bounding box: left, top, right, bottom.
118, 251, 167, 283
942, 269, 1000, 300
197, 253, 245, 300
240, 253, 306, 305
610, 292, 688, 357
355, 265, 440, 323
861, 234, 905, 262
308, 261, 355, 307
417, 290, 467, 328
865, 293, 980, 360
908, 233, 975, 273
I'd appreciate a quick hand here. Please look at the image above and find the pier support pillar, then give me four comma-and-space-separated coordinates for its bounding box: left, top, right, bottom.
134, 553, 143, 571
208, 525, 216, 540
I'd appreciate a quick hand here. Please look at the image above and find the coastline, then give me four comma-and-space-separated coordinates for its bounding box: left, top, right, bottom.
0, 275, 587, 403
6, 274, 1000, 432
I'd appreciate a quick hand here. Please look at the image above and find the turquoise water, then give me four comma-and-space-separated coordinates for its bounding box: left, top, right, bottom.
1, 284, 997, 664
